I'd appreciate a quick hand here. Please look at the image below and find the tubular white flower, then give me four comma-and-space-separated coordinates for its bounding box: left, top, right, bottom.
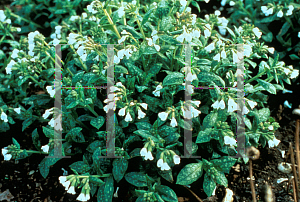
180, 0, 187, 7
14, 107, 21, 114
145, 151, 154, 161
244, 44, 252, 57
286, 5, 294, 16
204, 29, 211, 38
268, 125, 274, 131
0, 111, 8, 122
140, 103, 147, 110
290, 69, 299, 79
137, 108, 146, 119
2, 147, 12, 161
277, 10, 283, 18
191, 106, 201, 118
170, 117, 177, 127
247, 100, 257, 109
268, 138, 280, 148
221, 50, 226, 59
227, 98, 238, 113
173, 155, 180, 165
67, 186, 76, 195
242, 106, 250, 115
46, 86, 55, 98
118, 107, 126, 116
140, 148, 147, 157
87, 1, 98, 14
268, 47, 275, 54
224, 136, 237, 146
252, 27, 262, 39
229, 1, 235, 6
213, 53, 221, 62
157, 159, 164, 168
125, 112, 133, 122
11, 49, 20, 59
221, 0, 227, 6
158, 112, 169, 121
117, 6, 125, 18
41, 145, 49, 153
215, 10, 221, 16
153, 85, 163, 97
161, 162, 171, 171
204, 42, 215, 53
283, 100, 292, 108
0, 10, 6, 22
191, 100, 201, 107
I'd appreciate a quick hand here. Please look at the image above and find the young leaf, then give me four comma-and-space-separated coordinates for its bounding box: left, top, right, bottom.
90, 116, 105, 130
203, 173, 216, 197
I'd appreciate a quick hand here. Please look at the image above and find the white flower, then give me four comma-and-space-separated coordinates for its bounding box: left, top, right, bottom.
215, 10, 221, 16
67, 186, 76, 195
212, 100, 226, 110
118, 36, 127, 44
17, 28, 21, 32
191, 100, 201, 107
77, 192, 90, 201
13, 107, 21, 114
242, 106, 250, 115
158, 112, 169, 121
268, 125, 274, 131
298, 32, 300, 38
60, 176, 71, 190
0, 10, 6, 22
247, 100, 257, 109
268, 47, 275, 54
87, 1, 98, 14
125, 112, 133, 122
68, 33, 79, 45
204, 29, 211, 38
0, 112, 8, 122
55, 26, 62, 35
82, 13, 87, 19
153, 85, 163, 97
46, 86, 55, 98
227, 97, 238, 113
244, 44, 252, 57
132, 1, 137, 5
176, 26, 192, 43
252, 27, 262, 39
173, 155, 180, 165
204, 42, 215, 53
232, 50, 238, 63
77, 46, 86, 56
6, 60, 16, 75
221, 50, 226, 59
53, 38, 60, 46
191, 29, 200, 38
268, 138, 280, 148
157, 159, 164, 168
182, 83, 194, 94
140, 148, 147, 157
70, 16, 79, 21
114, 55, 120, 64
41, 145, 49, 153
161, 162, 171, 171
229, 1, 235, 6
277, 10, 283, 18
224, 136, 237, 146
145, 151, 154, 161
190, 106, 201, 118
2, 147, 12, 161
140, 103, 147, 110
48, 118, 55, 127
290, 69, 299, 79
11, 49, 20, 59
204, 0, 210, 3
180, 0, 187, 7
137, 108, 146, 119
118, 107, 126, 116
213, 53, 221, 62
186, 72, 197, 82
117, 6, 125, 18
42, 108, 54, 119
221, 0, 227, 6
261, 6, 273, 16
191, 14, 197, 25
286, 5, 294, 16
170, 117, 177, 127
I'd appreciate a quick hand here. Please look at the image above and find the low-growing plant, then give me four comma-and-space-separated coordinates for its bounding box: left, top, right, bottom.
1, 0, 299, 201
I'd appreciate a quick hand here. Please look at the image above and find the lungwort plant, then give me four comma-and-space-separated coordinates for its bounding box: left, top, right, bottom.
1, 0, 299, 201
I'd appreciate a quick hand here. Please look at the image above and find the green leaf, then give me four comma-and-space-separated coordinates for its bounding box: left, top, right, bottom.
214, 170, 228, 187
256, 79, 276, 94
197, 72, 225, 86
65, 127, 85, 143
18, 76, 29, 86
113, 158, 128, 182
97, 175, 114, 202
66, 100, 80, 109
203, 173, 216, 197
156, 185, 178, 202
90, 116, 105, 130
278, 21, 290, 37
257, 108, 270, 123
158, 169, 174, 183
92, 147, 103, 175
135, 85, 148, 92
142, 7, 156, 25
176, 162, 203, 185
133, 130, 159, 142
22, 117, 36, 132
77, 114, 94, 122
191, 1, 200, 12
72, 71, 85, 86
178, 119, 192, 131
118, 25, 143, 39
262, 32, 273, 42
69, 161, 91, 174
87, 140, 103, 153
196, 128, 213, 143
202, 112, 218, 129
38, 149, 62, 179
42, 126, 56, 139
89, 176, 105, 186
12, 138, 20, 149
158, 35, 179, 45
245, 117, 252, 129
125, 172, 148, 187
125, 61, 144, 80
160, 16, 175, 32
289, 54, 300, 60
115, 65, 129, 74
259, 14, 277, 23
163, 72, 184, 86
32, 128, 41, 151
210, 156, 237, 174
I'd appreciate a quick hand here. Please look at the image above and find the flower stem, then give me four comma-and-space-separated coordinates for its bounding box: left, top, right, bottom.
135, 15, 146, 40
246, 69, 267, 84
86, 105, 99, 117
103, 9, 121, 39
